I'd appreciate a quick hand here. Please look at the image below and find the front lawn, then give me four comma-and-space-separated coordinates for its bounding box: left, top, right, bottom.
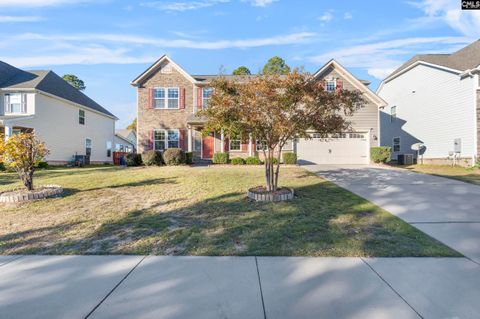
0, 166, 458, 257
398, 164, 480, 186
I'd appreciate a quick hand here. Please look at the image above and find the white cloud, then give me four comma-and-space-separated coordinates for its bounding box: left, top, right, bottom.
343, 12, 352, 20
0, 15, 43, 22
13, 31, 316, 50
307, 36, 470, 79
141, 0, 229, 11
0, 0, 92, 7
318, 10, 333, 25
245, 0, 278, 7
410, 0, 480, 37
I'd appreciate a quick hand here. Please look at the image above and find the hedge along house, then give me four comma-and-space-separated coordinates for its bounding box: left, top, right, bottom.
132, 56, 386, 164
0, 61, 117, 164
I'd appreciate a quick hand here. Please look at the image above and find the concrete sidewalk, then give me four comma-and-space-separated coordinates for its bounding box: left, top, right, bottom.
1, 255, 479, 319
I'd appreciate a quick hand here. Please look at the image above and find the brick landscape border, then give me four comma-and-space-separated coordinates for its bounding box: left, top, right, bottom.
0, 185, 63, 203
247, 188, 294, 202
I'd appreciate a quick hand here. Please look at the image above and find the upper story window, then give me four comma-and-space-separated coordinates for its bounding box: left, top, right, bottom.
4, 93, 26, 114
202, 88, 214, 108
325, 80, 336, 92
154, 88, 179, 109
390, 106, 397, 123
79, 109, 85, 125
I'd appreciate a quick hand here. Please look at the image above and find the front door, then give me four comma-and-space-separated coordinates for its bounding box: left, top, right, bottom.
202, 132, 214, 159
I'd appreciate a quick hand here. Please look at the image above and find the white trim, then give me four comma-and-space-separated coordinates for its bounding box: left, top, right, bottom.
131, 55, 197, 86
473, 73, 479, 162
229, 138, 242, 152
312, 59, 387, 108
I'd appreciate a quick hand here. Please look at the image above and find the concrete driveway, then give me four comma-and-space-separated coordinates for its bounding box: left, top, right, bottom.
1, 255, 480, 319
304, 164, 480, 264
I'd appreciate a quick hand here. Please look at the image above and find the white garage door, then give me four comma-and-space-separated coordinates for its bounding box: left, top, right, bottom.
297, 132, 369, 165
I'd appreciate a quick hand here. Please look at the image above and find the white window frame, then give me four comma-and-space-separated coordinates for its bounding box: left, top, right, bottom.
79, 109, 85, 125
202, 87, 213, 109
154, 129, 180, 151
153, 87, 179, 109
393, 137, 401, 152
5, 93, 25, 114
106, 141, 112, 157
325, 80, 336, 92
229, 139, 241, 151
390, 106, 397, 123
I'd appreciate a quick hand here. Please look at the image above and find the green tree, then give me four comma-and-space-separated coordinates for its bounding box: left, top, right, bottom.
127, 118, 137, 132
62, 74, 86, 91
201, 71, 365, 192
232, 66, 251, 75
262, 56, 291, 75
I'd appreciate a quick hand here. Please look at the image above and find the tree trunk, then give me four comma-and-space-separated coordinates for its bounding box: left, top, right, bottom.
274, 146, 283, 191
19, 169, 34, 191
263, 149, 271, 191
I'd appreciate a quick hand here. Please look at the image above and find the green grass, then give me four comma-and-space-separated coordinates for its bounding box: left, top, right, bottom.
398, 164, 480, 186
0, 166, 459, 257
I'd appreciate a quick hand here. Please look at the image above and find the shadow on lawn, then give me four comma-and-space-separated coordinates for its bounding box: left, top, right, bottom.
0, 177, 459, 257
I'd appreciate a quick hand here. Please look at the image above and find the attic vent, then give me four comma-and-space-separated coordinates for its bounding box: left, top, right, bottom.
160, 62, 172, 74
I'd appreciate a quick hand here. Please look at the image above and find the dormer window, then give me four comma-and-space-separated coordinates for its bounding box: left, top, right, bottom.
4, 93, 26, 114
325, 80, 336, 92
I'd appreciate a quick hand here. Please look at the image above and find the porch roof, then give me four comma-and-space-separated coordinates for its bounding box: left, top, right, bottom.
0, 115, 34, 125
186, 114, 208, 126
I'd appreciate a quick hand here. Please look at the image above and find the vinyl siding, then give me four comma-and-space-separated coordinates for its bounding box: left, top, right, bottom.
378, 64, 476, 160
11, 92, 115, 163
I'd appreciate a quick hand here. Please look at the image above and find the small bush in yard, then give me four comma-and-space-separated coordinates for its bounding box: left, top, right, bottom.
245, 156, 262, 165
163, 148, 186, 165
231, 157, 245, 165
36, 161, 49, 169
213, 152, 229, 164
142, 150, 164, 166
0, 162, 5, 171
185, 152, 194, 164
371, 146, 391, 163
126, 153, 143, 166
283, 152, 297, 165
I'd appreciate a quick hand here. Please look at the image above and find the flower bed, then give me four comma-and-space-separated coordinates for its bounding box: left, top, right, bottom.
0, 185, 63, 203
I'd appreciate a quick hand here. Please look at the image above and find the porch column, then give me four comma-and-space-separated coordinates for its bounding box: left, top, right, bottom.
4, 123, 12, 140
187, 126, 193, 152
248, 134, 253, 157
220, 129, 224, 152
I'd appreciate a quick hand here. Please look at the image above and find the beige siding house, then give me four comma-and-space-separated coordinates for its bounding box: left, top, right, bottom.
132, 56, 385, 164
0, 61, 117, 164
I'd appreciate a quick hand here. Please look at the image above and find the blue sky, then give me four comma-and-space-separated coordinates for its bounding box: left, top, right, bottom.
0, 0, 479, 128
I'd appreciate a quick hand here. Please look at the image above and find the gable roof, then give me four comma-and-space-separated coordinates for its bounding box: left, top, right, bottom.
312, 59, 387, 108
115, 131, 135, 145
131, 55, 197, 86
385, 39, 480, 81
116, 129, 135, 140
0, 61, 117, 119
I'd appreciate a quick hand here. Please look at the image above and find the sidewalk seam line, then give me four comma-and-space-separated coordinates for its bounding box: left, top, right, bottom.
84, 255, 147, 319
255, 256, 267, 319
360, 257, 424, 319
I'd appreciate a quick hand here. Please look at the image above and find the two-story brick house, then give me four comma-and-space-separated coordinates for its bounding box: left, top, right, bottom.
132, 56, 386, 164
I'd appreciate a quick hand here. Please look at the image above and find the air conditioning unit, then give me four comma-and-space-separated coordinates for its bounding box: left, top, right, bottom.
397, 154, 414, 165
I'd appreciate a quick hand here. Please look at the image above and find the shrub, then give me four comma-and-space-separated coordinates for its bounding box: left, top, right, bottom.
185, 152, 194, 164
231, 157, 245, 165
141, 150, 163, 166
283, 152, 297, 165
0, 162, 5, 171
163, 148, 186, 165
125, 153, 143, 166
370, 146, 391, 163
213, 152, 229, 164
36, 161, 49, 169
245, 156, 262, 165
